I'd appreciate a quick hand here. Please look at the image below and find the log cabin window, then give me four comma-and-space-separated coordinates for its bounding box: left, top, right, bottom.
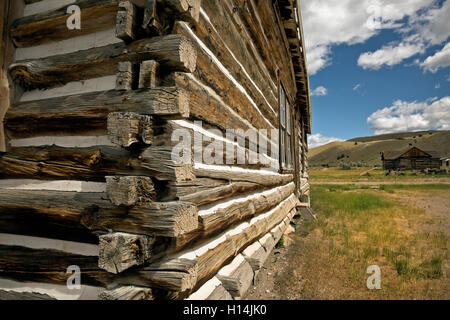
279, 84, 293, 171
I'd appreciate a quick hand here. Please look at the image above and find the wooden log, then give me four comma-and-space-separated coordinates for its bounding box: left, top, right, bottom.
106, 176, 155, 206
169, 183, 294, 251
6, 86, 189, 138
241, 241, 267, 273
258, 233, 276, 252
139, 146, 194, 182
139, 60, 160, 88
125, 257, 198, 292
159, 0, 201, 23
116, 1, 137, 42
142, 0, 163, 36
194, 3, 278, 125
98, 232, 155, 274
0, 290, 56, 300
0, 189, 196, 238
85, 201, 198, 237
185, 277, 227, 300
173, 21, 275, 130
207, 284, 233, 300
216, 254, 254, 299
115, 61, 137, 91
194, 166, 293, 187
0, 245, 196, 291
107, 112, 153, 147
9, 34, 197, 89
0, 145, 190, 182
0, 244, 107, 287
99, 286, 153, 300
10, 0, 120, 48
151, 120, 274, 170
0, 189, 123, 226
165, 179, 259, 205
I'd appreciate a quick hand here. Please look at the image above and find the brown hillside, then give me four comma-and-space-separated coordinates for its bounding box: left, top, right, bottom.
310, 130, 450, 166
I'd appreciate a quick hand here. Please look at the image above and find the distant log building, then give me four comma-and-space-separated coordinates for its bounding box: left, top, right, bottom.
382, 147, 441, 171
0, 0, 311, 300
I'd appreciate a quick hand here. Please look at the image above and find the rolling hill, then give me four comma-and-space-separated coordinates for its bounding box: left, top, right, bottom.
309, 130, 450, 166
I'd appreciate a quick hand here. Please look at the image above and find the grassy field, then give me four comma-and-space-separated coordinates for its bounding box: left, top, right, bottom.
309, 167, 450, 182
274, 184, 450, 299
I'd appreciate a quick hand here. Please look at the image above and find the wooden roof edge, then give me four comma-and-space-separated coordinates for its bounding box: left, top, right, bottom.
292, 0, 311, 134
383, 147, 441, 160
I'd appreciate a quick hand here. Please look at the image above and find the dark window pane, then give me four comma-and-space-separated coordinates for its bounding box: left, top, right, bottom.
286, 101, 290, 134
280, 87, 285, 127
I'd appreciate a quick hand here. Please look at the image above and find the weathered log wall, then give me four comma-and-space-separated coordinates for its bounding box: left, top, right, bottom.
0, 0, 310, 300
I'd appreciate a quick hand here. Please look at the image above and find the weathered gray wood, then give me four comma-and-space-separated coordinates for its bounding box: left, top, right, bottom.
0, 244, 197, 291
99, 286, 153, 300
106, 176, 155, 206
0, 189, 196, 238
0, 145, 189, 182
0, 244, 107, 287
241, 241, 268, 273
11, 0, 120, 48
194, 167, 293, 187
125, 257, 198, 292
85, 201, 198, 237
0, 290, 56, 300
115, 61, 136, 91
217, 254, 254, 299
107, 112, 153, 147
140, 146, 194, 182
207, 284, 233, 300
142, 0, 163, 35
9, 34, 197, 89
161, 0, 201, 23
139, 60, 159, 88
116, 1, 137, 42
98, 232, 155, 274
6, 86, 189, 137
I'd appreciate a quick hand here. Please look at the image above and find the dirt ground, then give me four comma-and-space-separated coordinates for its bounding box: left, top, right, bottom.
245, 186, 449, 300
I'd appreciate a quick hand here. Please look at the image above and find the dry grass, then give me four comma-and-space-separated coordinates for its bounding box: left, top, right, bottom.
275, 185, 449, 300
309, 167, 450, 182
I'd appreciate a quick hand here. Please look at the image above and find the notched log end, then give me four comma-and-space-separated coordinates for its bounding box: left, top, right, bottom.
178, 35, 198, 73
98, 232, 155, 274
106, 175, 156, 206
107, 112, 153, 147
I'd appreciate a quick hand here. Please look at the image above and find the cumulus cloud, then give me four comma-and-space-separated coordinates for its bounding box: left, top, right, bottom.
358, 42, 425, 70
311, 86, 328, 96
300, 0, 436, 74
367, 96, 450, 134
309, 133, 343, 148
421, 42, 450, 73
356, 0, 450, 70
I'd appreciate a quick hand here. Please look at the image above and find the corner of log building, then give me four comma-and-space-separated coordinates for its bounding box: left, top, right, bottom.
0, 0, 311, 300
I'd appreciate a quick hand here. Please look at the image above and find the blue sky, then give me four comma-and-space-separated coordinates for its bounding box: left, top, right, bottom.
300, 0, 450, 147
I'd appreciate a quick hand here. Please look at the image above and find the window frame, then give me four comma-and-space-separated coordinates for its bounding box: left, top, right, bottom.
278, 82, 294, 172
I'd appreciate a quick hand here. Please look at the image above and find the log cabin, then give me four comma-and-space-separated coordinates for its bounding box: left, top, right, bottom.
0, 0, 311, 300
382, 147, 441, 171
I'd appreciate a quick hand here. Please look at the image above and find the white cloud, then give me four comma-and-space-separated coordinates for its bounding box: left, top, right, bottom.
311, 86, 328, 96
309, 133, 343, 148
353, 84, 361, 91
356, 1, 450, 70
358, 42, 425, 70
367, 96, 450, 134
421, 42, 450, 73
300, 0, 436, 74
